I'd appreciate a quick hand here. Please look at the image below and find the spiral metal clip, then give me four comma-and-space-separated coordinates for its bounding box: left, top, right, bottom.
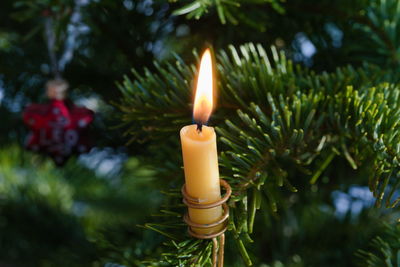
181, 179, 232, 267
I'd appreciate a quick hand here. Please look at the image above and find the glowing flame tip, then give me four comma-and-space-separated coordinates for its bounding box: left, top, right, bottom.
193, 49, 214, 125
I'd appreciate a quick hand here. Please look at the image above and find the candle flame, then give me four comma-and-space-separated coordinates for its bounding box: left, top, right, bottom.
193, 49, 214, 125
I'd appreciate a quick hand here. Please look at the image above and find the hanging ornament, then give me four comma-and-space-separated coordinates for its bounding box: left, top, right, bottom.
22, 1, 93, 165
23, 80, 94, 165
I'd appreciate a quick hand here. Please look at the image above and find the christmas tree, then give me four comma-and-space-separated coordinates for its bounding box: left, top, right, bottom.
1, 0, 400, 266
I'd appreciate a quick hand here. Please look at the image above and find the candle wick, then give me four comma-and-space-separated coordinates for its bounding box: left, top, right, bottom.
197, 123, 203, 132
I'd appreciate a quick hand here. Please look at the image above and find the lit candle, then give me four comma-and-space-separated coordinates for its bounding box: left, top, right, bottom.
180, 49, 222, 235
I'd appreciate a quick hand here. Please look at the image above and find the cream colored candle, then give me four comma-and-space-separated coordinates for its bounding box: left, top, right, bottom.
180, 124, 222, 234
180, 48, 222, 235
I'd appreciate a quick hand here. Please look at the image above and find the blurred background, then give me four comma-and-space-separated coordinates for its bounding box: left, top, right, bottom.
1, 0, 400, 266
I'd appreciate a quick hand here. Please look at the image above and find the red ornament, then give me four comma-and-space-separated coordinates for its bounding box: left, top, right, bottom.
23, 99, 94, 165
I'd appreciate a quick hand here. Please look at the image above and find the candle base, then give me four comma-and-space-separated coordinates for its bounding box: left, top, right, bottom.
181, 179, 232, 267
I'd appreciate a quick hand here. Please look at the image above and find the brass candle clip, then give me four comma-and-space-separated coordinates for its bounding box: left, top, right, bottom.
181, 179, 232, 267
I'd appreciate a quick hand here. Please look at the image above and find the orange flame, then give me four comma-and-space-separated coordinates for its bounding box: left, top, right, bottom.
193, 49, 214, 125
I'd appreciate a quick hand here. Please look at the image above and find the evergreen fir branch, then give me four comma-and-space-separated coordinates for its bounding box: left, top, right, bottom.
116, 56, 194, 144
116, 43, 400, 265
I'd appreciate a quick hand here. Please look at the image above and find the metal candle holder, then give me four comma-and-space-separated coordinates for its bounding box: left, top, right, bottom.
181, 179, 232, 267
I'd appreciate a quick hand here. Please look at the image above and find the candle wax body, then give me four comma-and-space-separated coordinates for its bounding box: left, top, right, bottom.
180, 124, 223, 234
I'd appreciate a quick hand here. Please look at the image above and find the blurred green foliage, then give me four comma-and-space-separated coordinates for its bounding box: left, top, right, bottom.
0, 145, 162, 266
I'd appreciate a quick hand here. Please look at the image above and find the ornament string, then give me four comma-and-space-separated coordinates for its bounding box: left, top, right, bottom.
182, 179, 231, 267
58, 0, 88, 72
43, 0, 89, 79
44, 16, 60, 78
